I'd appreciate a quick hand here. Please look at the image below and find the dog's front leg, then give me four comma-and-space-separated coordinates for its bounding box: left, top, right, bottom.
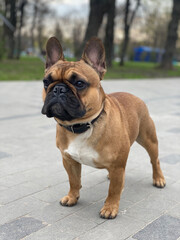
60, 157, 81, 207
100, 167, 125, 219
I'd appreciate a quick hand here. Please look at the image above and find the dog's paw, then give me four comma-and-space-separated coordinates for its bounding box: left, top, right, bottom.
153, 177, 166, 188
60, 195, 79, 207
100, 204, 118, 219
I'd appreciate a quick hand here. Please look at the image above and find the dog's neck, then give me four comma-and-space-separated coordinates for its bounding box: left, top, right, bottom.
57, 108, 104, 134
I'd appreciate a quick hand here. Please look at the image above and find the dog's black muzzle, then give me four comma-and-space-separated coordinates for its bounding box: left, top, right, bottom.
41, 83, 86, 121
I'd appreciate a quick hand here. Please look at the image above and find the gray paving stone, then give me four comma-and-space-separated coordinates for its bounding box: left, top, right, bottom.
121, 181, 153, 203
32, 181, 70, 203
168, 128, 180, 133
125, 171, 151, 189
81, 169, 107, 188
162, 164, 180, 182
29, 201, 72, 224
0, 196, 48, 226
0, 172, 5, 178
132, 192, 177, 212
155, 181, 180, 203
0, 186, 7, 191
0, 181, 48, 205
75, 200, 106, 224
0, 165, 62, 188
81, 165, 98, 175
0, 80, 180, 239
124, 172, 175, 197
80, 181, 109, 203
26, 214, 97, 240
78, 215, 145, 240
133, 215, 180, 240
75, 198, 134, 225
166, 203, 180, 219
24, 225, 75, 240
29, 199, 90, 224
124, 205, 162, 224
51, 213, 97, 236
161, 154, 180, 165
0, 113, 40, 121
0, 152, 11, 159
0, 216, 47, 240
32, 171, 107, 204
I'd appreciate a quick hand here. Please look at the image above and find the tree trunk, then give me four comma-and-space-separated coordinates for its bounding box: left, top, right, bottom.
17, 0, 27, 59
104, 0, 116, 67
36, 4, 50, 54
160, 0, 180, 69
84, 0, 108, 43
3, 0, 8, 42
120, 26, 129, 66
120, 0, 130, 66
8, 0, 17, 59
77, 0, 108, 58
31, 3, 38, 51
120, 0, 140, 66
73, 23, 82, 58
38, 24, 43, 54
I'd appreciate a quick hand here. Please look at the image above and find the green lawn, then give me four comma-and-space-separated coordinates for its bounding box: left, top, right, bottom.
0, 57, 180, 80
105, 61, 180, 79
0, 57, 44, 81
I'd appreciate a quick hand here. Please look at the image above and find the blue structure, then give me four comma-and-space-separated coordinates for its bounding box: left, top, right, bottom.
134, 46, 164, 63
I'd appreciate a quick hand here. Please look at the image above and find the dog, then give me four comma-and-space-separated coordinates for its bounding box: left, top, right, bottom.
41, 37, 166, 219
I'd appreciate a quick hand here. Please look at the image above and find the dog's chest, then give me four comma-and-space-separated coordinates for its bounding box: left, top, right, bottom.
64, 128, 98, 167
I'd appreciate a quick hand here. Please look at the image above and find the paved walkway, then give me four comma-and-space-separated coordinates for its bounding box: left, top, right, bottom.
0, 79, 180, 240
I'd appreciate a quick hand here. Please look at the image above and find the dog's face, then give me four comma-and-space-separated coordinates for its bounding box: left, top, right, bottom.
42, 37, 106, 124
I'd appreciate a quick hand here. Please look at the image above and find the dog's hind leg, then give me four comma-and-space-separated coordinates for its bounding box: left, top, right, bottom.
136, 116, 166, 188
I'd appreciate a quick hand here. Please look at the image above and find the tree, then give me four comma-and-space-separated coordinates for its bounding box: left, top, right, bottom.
30, 2, 38, 51
140, 0, 171, 49
3, 0, 17, 59
16, 0, 28, 59
142, 8, 170, 49
104, 0, 116, 67
0, 26, 4, 60
83, 0, 108, 44
73, 22, 83, 58
82, 0, 116, 67
120, 0, 140, 66
36, 3, 50, 54
55, 22, 63, 44
160, 0, 180, 69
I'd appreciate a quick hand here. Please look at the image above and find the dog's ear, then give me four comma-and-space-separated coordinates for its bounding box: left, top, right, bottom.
45, 37, 64, 69
81, 37, 106, 80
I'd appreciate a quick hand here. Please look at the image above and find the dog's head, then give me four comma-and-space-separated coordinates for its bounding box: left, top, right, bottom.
41, 37, 106, 125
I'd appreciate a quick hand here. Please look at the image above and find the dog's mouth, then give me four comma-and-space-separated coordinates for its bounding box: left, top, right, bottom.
42, 92, 86, 121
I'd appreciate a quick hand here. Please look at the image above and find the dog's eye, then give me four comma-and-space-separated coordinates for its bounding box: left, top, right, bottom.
43, 78, 52, 90
74, 81, 86, 90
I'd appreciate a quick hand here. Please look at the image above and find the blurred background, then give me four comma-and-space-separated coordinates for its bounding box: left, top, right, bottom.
0, 0, 180, 80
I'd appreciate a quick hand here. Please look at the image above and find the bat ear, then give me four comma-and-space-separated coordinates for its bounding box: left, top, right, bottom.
81, 37, 106, 80
45, 37, 64, 69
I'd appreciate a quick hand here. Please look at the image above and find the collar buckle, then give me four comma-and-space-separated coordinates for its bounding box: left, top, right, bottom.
70, 125, 75, 134
86, 122, 91, 128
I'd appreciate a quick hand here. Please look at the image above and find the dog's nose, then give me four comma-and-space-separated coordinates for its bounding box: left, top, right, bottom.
53, 84, 68, 96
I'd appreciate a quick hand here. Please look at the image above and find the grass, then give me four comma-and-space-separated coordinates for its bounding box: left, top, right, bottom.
0, 57, 44, 81
105, 61, 180, 79
0, 57, 180, 80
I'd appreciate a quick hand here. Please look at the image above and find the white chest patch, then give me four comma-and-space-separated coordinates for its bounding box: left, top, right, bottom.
64, 128, 98, 168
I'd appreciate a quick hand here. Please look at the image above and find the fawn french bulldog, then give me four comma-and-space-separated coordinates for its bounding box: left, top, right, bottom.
42, 37, 166, 219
